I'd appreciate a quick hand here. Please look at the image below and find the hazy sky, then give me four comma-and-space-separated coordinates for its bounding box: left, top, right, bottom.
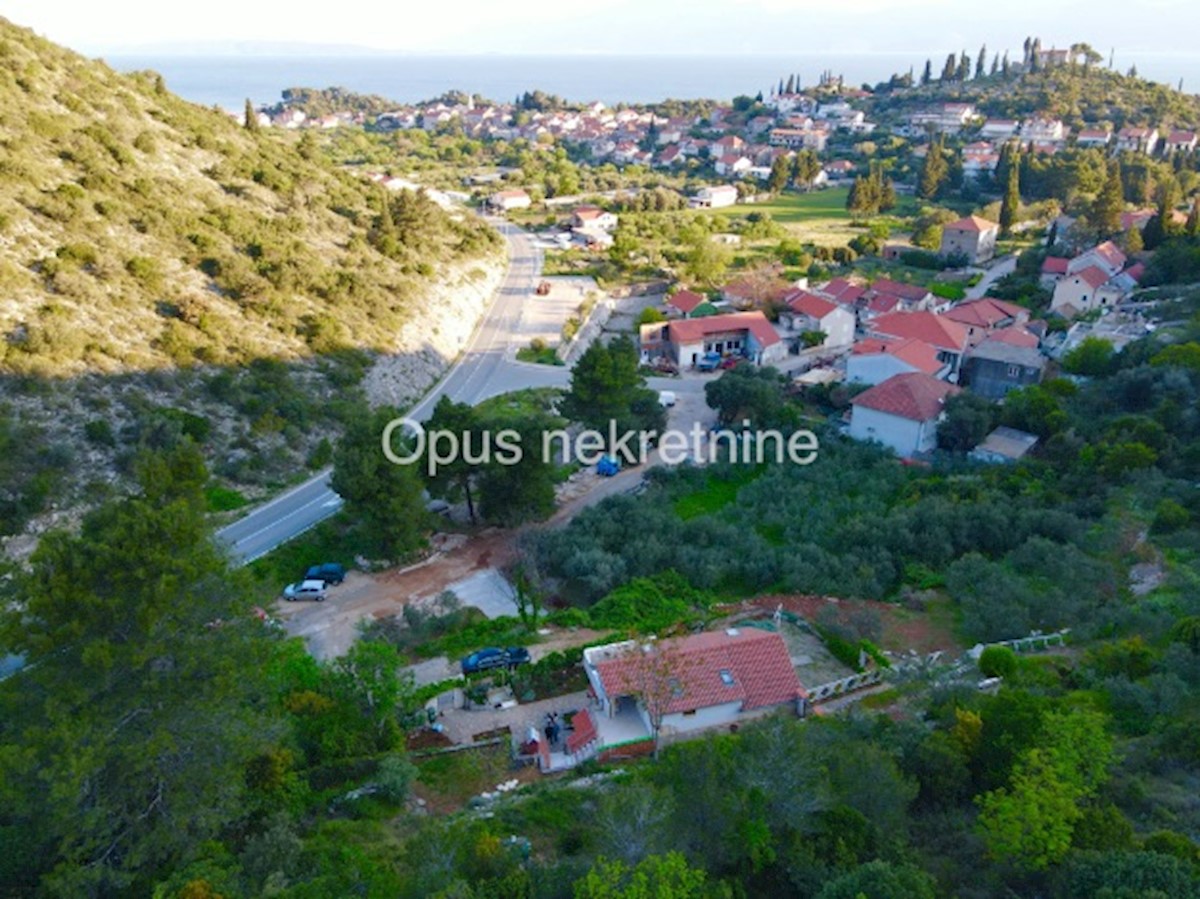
6, 0, 1200, 57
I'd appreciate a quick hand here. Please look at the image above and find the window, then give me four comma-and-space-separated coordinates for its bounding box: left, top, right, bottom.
1007, 365, 1021, 378
719, 669, 735, 686
682, 709, 697, 717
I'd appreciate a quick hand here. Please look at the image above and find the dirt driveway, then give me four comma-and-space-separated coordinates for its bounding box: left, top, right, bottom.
274, 529, 519, 660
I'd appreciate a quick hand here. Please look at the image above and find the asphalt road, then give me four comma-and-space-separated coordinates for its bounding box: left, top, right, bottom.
216, 218, 717, 564
218, 219, 562, 564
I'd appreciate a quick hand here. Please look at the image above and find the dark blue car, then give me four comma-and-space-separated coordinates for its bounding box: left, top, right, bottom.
304, 563, 346, 585
461, 647, 531, 675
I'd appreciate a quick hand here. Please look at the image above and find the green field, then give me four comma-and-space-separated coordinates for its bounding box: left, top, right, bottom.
706, 188, 918, 247
710, 188, 855, 223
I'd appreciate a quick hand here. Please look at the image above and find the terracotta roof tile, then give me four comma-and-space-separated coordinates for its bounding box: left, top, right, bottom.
667, 289, 706, 314
869, 311, 968, 352
851, 372, 960, 421
945, 214, 999, 233
668, 311, 780, 347
593, 629, 805, 715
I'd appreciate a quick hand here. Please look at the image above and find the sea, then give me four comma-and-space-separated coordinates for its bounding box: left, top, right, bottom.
105, 52, 1200, 112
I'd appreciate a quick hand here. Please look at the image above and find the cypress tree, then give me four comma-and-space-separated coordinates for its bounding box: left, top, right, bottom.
921, 59, 933, 86
991, 53, 1000, 76
243, 98, 259, 132
919, 136, 948, 200
942, 53, 957, 82
976, 45, 988, 79
1092, 160, 1125, 237
1000, 151, 1020, 236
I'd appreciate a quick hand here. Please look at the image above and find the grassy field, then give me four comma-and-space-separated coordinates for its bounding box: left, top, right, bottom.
673, 465, 766, 521
708, 188, 918, 247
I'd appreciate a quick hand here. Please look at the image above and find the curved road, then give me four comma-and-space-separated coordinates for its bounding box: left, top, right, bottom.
218, 218, 563, 563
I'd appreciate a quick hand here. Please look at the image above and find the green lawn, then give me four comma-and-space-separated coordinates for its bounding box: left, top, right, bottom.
709, 188, 853, 223
705, 188, 918, 248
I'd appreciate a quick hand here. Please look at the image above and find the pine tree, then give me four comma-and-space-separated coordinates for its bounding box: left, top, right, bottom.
1000, 152, 1020, 236
976, 45, 988, 79
768, 155, 792, 193
921, 59, 933, 86
243, 98, 259, 132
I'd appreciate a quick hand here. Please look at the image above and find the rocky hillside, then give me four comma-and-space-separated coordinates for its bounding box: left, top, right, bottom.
0, 18, 500, 373
0, 18, 505, 546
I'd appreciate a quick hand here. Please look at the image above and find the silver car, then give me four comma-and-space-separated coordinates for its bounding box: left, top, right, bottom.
283, 579, 327, 602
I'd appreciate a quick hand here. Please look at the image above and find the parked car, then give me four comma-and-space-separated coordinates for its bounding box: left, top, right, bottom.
596, 455, 621, 477
658, 390, 676, 408
304, 562, 346, 585
696, 352, 721, 372
460, 646, 532, 675
535, 280, 552, 295
283, 579, 327, 602
719, 356, 743, 370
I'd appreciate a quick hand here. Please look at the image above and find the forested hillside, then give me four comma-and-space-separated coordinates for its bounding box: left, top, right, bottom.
0, 18, 503, 543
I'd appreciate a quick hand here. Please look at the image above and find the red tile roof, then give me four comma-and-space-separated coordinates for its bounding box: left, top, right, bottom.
869, 278, 930, 303
818, 277, 868, 307
667, 289, 706, 314
1090, 240, 1127, 272
942, 298, 1025, 329
787, 291, 838, 320
668, 311, 780, 347
987, 327, 1039, 348
852, 337, 945, 375
852, 372, 961, 422
593, 629, 805, 715
566, 709, 598, 754
1074, 265, 1110, 290
1041, 256, 1070, 275
866, 293, 902, 315
945, 214, 999, 233
870, 311, 968, 352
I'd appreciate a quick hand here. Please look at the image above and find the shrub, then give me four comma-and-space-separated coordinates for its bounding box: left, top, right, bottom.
83, 418, 116, 447
979, 645, 1018, 679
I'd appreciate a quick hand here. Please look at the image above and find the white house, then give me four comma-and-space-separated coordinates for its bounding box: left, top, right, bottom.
1115, 126, 1160, 155
583, 629, 807, 743
782, 291, 856, 348
847, 337, 949, 385
1020, 118, 1066, 143
1165, 130, 1199, 153
571, 205, 618, 231
690, 184, 739, 209
715, 154, 753, 177
489, 188, 532, 211
1075, 128, 1112, 148
980, 119, 1019, 139
939, 215, 999, 264
1050, 240, 1141, 317
848, 372, 961, 457
640, 311, 786, 368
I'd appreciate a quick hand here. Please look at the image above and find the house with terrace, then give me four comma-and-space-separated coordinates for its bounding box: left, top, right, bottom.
583, 629, 807, 749
640, 311, 786, 368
